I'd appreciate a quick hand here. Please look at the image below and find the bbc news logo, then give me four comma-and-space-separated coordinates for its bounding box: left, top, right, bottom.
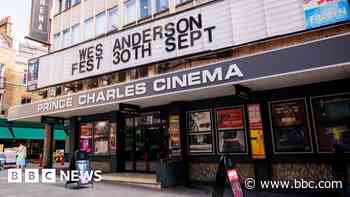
8, 169, 102, 183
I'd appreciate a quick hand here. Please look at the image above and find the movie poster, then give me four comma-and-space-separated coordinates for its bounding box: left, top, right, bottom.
248, 104, 266, 159
80, 123, 93, 153
312, 94, 350, 152
189, 133, 213, 153
189, 111, 212, 132
216, 108, 244, 130
218, 130, 246, 153
94, 121, 109, 138
270, 100, 311, 152
169, 115, 182, 157
95, 139, 109, 154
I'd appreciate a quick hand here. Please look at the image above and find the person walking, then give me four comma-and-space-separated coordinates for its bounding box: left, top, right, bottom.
16, 143, 27, 169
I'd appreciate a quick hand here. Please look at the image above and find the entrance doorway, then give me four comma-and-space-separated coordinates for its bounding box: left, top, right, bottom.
124, 112, 166, 172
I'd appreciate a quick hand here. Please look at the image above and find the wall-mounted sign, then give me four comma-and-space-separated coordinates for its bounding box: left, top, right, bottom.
270, 99, 312, 153
28, 0, 51, 44
303, 0, 350, 29
8, 33, 350, 121
248, 104, 266, 159
35, 0, 234, 89
169, 115, 182, 157
216, 108, 244, 130
27, 58, 39, 91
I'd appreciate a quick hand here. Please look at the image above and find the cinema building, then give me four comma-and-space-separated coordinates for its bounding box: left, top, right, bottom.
9, 0, 350, 187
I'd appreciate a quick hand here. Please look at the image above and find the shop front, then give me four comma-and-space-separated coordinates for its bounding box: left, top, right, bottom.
8, 33, 350, 187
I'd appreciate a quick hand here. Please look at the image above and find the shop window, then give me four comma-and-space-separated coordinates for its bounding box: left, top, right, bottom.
140, 0, 151, 18
215, 107, 247, 154
187, 110, 214, 154
269, 99, 312, 153
108, 6, 119, 32
155, 0, 169, 12
79, 121, 117, 155
311, 94, 350, 153
84, 17, 94, 40
96, 12, 107, 36
124, 0, 137, 25
62, 28, 71, 48
71, 24, 80, 45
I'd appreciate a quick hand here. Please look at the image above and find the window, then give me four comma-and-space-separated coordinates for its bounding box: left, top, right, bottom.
71, 24, 80, 44
80, 121, 117, 154
23, 69, 27, 85
62, 29, 71, 48
21, 97, 31, 104
84, 18, 94, 40
124, 0, 136, 25
312, 94, 350, 152
72, 0, 80, 6
140, 0, 151, 18
53, 33, 61, 50
269, 99, 312, 153
57, 0, 63, 14
155, 0, 168, 12
65, 0, 71, 10
108, 7, 119, 32
176, 0, 190, 5
96, 12, 107, 36
136, 66, 149, 78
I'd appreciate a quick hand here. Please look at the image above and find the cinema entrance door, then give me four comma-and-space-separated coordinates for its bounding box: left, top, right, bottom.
123, 111, 167, 173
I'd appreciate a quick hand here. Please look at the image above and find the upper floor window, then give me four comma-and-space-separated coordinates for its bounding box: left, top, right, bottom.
96, 12, 107, 36
53, 33, 61, 50
72, 24, 80, 44
140, 0, 151, 18
23, 69, 27, 85
155, 0, 168, 12
62, 29, 71, 48
21, 97, 32, 104
65, 0, 72, 10
124, 0, 136, 25
108, 6, 119, 32
176, 0, 191, 5
72, 0, 81, 6
84, 18, 94, 40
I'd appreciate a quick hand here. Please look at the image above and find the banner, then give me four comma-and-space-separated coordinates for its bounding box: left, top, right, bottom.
303, 0, 350, 29
29, 0, 51, 44
27, 58, 39, 91
248, 104, 266, 159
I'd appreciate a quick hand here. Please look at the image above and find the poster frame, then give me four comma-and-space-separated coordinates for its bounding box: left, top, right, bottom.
268, 98, 314, 154
186, 109, 215, 155
214, 105, 249, 155
310, 92, 350, 154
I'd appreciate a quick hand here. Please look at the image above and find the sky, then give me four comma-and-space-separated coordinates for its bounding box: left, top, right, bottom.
0, 1, 32, 45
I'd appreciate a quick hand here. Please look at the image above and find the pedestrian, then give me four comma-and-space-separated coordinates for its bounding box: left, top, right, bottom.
16, 143, 27, 169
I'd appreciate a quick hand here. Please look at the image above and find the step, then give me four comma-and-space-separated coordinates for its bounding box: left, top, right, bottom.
102, 172, 161, 189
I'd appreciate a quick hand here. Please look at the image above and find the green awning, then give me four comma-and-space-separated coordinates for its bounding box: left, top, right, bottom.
11, 128, 67, 141
0, 127, 13, 139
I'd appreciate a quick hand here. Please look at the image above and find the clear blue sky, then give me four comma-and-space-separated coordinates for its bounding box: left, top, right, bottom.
0, 1, 32, 43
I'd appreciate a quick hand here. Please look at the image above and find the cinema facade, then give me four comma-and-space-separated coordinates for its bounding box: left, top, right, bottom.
10, 0, 350, 186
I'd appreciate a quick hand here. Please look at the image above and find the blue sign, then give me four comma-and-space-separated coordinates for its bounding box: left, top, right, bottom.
304, 0, 350, 29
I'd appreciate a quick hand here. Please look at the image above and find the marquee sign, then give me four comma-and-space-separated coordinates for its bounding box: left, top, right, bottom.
9, 33, 350, 121
34, 0, 234, 89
